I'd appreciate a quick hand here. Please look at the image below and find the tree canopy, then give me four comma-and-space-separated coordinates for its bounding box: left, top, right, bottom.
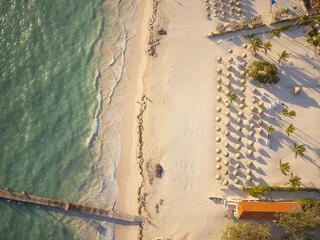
247, 60, 280, 84
221, 223, 271, 240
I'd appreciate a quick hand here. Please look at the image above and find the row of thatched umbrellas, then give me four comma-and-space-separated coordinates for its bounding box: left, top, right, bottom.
214, 48, 266, 186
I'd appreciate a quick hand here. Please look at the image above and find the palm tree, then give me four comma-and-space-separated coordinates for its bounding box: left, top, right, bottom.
285, 124, 296, 136
269, 28, 281, 40
286, 172, 301, 188
268, 126, 275, 135
263, 41, 272, 54
249, 38, 263, 53
229, 92, 238, 103
278, 50, 290, 64
281, 109, 296, 118
294, 143, 306, 158
299, 15, 309, 21
279, 159, 290, 176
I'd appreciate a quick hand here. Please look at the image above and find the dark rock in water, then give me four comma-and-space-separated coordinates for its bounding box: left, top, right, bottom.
157, 28, 167, 35
155, 164, 163, 178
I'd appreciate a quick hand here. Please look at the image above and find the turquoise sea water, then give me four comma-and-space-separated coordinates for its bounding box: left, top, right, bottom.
0, 0, 113, 239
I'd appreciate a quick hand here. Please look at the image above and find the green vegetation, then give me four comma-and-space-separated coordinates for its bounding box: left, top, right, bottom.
207, 24, 266, 38
263, 41, 272, 54
286, 124, 296, 136
248, 33, 255, 39
296, 197, 320, 211
276, 206, 320, 240
307, 26, 320, 54
270, 28, 281, 39
247, 60, 279, 84
279, 159, 290, 176
267, 125, 275, 135
286, 172, 301, 188
278, 50, 290, 64
221, 223, 271, 240
249, 38, 263, 53
281, 109, 296, 118
294, 143, 306, 158
229, 92, 238, 103
242, 186, 320, 197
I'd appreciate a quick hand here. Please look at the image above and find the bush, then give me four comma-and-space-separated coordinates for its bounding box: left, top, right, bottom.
221, 223, 271, 240
296, 197, 320, 211
247, 60, 280, 84
248, 33, 255, 38
242, 186, 320, 197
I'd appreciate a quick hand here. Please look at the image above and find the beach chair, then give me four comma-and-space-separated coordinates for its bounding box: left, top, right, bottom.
267, 134, 271, 147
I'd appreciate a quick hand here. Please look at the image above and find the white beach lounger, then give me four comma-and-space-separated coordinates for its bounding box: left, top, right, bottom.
267, 134, 271, 147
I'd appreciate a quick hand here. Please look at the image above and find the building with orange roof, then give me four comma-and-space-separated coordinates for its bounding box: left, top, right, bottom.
237, 201, 301, 220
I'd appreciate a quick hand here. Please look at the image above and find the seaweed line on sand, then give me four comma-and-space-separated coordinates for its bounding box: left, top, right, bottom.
147, 0, 161, 56
137, 95, 149, 240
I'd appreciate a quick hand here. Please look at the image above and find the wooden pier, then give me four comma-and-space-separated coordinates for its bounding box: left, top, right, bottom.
0, 189, 143, 223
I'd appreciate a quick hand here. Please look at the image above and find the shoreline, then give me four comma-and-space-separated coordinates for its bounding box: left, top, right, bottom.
114, 0, 151, 239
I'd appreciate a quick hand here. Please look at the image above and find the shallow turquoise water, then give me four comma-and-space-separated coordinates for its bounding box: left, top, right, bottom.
0, 0, 107, 238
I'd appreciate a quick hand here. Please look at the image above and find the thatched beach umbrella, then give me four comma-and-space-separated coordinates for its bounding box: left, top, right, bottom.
257, 127, 263, 134
224, 169, 229, 175
223, 179, 229, 186
235, 144, 241, 150
217, 96, 222, 102
247, 150, 253, 156
225, 81, 231, 88
236, 2, 241, 7
257, 120, 263, 126
248, 140, 254, 146
249, 123, 255, 129
233, 169, 238, 176
225, 111, 230, 117
249, 131, 254, 136
216, 174, 221, 180
224, 152, 229, 157
240, 79, 246, 85
216, 85, 222, 91
246, 169, 252, 175
236, 126, 242, 132
216, 116, 221, 122
223, 160, 229, 166
240, 87, 246, 92
216, 148, 222, 154
217, 68, 222, 74
237, 7, 242, 14
216, 77, 222, 83
258, 101, 264, 107
240, 97, 245, 103
236, 136, 241, 141
216, 156, 222, 162
241, 62, 246, 67
238, 111, 244, 117
225, 130, 230, 136
240, 71, 246, 77
228, 49, 233, 54
252, 88, 256, 93
234, 179, 240, 184
225, 120, 230, 126
226, 64, 232, 71
225, 102, 230, 108
224, 142, 229, 147
246, 175, 252, 181
216, 164, 222, 170
250, 105, 255, 111
239, 104, 244, 109
216, 126, 221, 132
258, 108, 263, 115
216, 107, 222, 112
251, 98, 256, 104
249, 113, 255, 119
242, 43, 247, 49
228, 56, 233, 62
217, 57, 222, 62
235, 153, 241, 159
237, 118, 242, 124
242, 53, 247, 58
225, 90, 230, 95
235, 163, 240, 169
226, 73, 232, 79
216, 137, 222, 142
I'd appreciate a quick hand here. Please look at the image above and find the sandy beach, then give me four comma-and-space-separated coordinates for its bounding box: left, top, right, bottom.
113, 0, 320, 239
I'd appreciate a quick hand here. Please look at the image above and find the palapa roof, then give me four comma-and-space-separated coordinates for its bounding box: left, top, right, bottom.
237, 201, 301, 220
